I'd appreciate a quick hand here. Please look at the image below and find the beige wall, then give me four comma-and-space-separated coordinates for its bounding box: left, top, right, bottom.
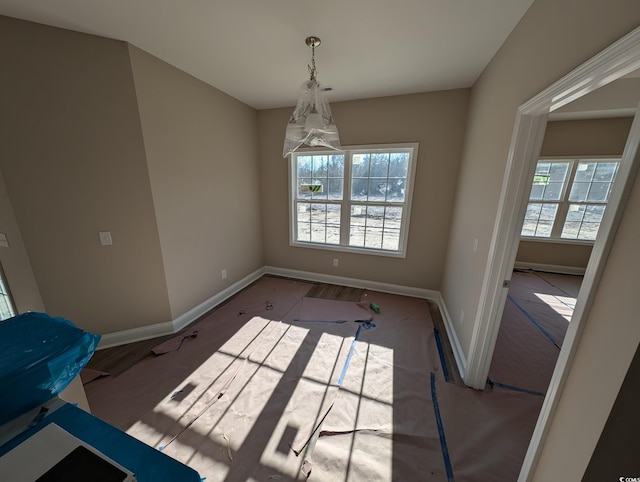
128, 46, 263, 318
439, 0, 640, 479
0, 16, 171, 334
259, 90, 470, 289
516, 117, 633, 269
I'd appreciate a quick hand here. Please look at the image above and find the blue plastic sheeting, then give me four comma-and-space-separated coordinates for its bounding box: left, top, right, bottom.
0, 312, 100, 426
0, 402, 202, 482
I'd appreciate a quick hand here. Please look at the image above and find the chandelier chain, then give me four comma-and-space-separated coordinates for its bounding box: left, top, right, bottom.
308, 43, 317, 81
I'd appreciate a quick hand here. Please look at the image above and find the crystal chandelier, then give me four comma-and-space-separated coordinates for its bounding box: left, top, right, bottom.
283, 36, 341, 157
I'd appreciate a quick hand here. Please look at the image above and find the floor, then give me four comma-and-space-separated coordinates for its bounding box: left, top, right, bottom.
83, 271, 580, 481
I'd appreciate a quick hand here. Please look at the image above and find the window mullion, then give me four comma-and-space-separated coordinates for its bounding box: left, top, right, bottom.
340, 152, 352, 246
551, 159, 576, 238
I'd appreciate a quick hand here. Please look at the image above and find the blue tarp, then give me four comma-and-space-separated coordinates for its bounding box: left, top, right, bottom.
0, 312, 100, 426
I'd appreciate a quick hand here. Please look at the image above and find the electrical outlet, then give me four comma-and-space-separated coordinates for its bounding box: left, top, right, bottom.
98, 231, 113, 246
333, 258, 339, 267
221, 269, 227, 279
460, 309, 465, 324
473, 238, 478, 252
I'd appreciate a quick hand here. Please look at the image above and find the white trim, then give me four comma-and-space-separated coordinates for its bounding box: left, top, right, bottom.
95, 264, 469, 384
264, 265, 435, 299
288, 143, 419, 258
457, 24, 640, 482
97, 267, 265, 350
435, 293, 468, 378
513, 262, 586, 276
97, 320, 175, 350
171, 267, 265, 332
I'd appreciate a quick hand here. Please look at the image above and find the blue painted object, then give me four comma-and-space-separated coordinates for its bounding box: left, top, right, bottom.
0, 402, 201, 482
0, 312, 100, 426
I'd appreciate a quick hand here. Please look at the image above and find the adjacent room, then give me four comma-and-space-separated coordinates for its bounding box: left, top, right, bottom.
1, 1, 639, 481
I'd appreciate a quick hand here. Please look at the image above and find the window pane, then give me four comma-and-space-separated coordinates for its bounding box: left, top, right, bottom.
521, 202, 558, 238
382, 229, 400, 251
587, 182, 609, 202
310, 224, 326, 243
350, 205, 366, 225
387, 178, 406, 202
561, 221, 581, 239
365, 227, 383, 249
368, 179, 388, 201
297, 156, 312, 177
574, 162, 595, 182
584, 204, 605, 223
328, 155, 345, 177
389, 153, 409, 178
570, 161, 619, 203
542, 182, 563, 200
530, 161, 568, 201
370, 153, 390, 177
328, 178, 343, 200
352, 153, 370, 177
312, 155, 328, 178
367, 205, 385, 227
568, 182, 589, 202
351, 177, 369, 201
297, 202, 311, 222
549, 162, 569, 182
530, 184, 544, 200
535, 221, 553, 237
562, 204, 605, 241
350, 225, 365, 247
594, 162, 618, 182
298, 154, 344, 202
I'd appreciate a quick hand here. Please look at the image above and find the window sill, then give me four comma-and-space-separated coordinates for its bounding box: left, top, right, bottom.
519, 236, 595, 246
290, 240, 407, 258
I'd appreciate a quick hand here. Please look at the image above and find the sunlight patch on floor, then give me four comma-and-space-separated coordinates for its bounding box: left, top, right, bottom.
534, 292, 576, 321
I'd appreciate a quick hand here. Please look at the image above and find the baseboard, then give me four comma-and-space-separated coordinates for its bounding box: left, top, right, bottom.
265, 266, 438, 300
98, 265, 450, 352
171, 267, 266, 332
97, 267, 266, 350
514, 261, 586, 276
434, 294, 468, 380
97, 321, 175, 350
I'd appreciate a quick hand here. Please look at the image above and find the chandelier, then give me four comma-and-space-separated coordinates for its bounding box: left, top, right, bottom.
283, 36, 341, 157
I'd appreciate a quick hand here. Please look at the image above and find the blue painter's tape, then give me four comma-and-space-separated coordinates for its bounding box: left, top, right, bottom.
434, 329, 450, 382
430, 372, 455, 482
507, 295, 561, 349
337, 321, 375, 386
489, 379, 545, 397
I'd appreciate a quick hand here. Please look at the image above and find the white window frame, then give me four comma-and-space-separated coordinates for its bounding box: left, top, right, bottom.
0, 263, 16, 321
521, 156, 621, 243
288, 143, 419, 258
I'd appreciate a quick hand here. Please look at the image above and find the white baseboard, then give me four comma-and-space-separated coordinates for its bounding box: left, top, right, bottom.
264, 266, 438, 300
98, 264, 465, 377
514, 261, 586, 276
97, 321, 175, 350
171, 267, 266, 333
434, 294, 467, 380
97, 267, 265, 350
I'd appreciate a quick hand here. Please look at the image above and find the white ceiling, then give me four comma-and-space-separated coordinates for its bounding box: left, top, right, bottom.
0, 0, 535, 110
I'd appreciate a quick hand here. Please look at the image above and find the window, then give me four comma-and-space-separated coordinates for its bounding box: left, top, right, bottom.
290, 143, 418, 257
0, 263, 16, 321
521, 158, 620, 241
